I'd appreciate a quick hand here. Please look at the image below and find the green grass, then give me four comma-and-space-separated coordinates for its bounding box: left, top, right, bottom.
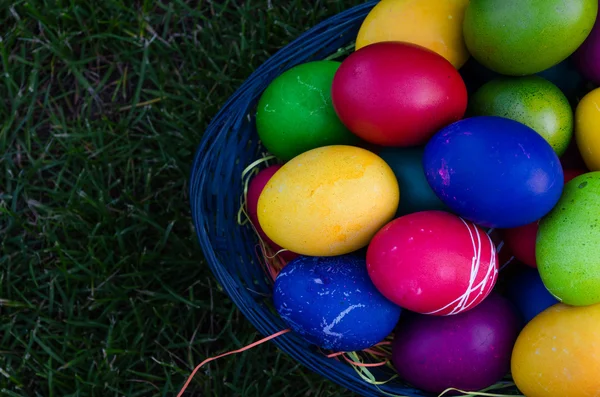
0, 1, 362, 396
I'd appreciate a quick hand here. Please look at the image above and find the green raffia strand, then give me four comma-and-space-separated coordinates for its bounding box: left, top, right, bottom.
438, 382, 523, 397
236, 154, 277, 226
324, 42, 356, 61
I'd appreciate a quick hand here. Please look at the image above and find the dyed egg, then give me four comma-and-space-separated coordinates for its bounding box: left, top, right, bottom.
258, 145, 399, 257
537, 172, 600, 306
512, 303, 600, 397
392, 293, 520, 394
463, 0, 598, 75
502, 169, 585, 268
246, 165, 298, 263
574, 10, 600, 85
576, 88, 600, 171
505, 266, 559, 325
331, 42, 467, 147
367, 211, 498, 316
378, 147, 449, 217
469, 76, 573, 156
355, 0, 470, 68
255, 61, 360, 161
274, 255, 402, 351
424, 116, 564, 228
537, 59, 587, 104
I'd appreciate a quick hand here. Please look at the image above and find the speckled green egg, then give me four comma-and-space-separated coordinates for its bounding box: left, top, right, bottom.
463, 0, 598, 76
469, 76, 573, 156
537, 172, 600, 306
256, 61, 360, 161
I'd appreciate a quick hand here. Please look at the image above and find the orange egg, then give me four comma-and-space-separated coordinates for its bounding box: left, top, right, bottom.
511, 303, 600, 397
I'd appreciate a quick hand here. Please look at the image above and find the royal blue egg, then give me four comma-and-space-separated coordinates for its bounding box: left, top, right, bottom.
505, 266, 559, 324
274, 255, 401, 351
423, 116, 564, 228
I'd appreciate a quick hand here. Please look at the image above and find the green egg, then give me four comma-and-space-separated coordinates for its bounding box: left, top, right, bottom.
537, 172, 600, 306
463, 0, 598, 76
378, 147, 449, 217
469, 76, 573, 156
255, 61, 360, 161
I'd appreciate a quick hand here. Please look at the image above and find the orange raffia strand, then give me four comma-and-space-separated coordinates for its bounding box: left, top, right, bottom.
176, 329, 291, 397
342, 354, 388, 368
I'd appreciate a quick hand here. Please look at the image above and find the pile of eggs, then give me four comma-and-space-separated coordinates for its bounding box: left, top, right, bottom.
244, 0, 600, 395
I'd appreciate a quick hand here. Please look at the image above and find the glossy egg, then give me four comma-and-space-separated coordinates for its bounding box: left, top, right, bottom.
355, 0, 470, 68
255, 61, 360, 161
537, 172, 600, 306
392, 293, 520, 394
469, 76, 573, 156
246, 165, 298, 263
463, 0, 598, 75
512, 303, 600, 397
505, 266, 559, 325
367, 211, 498, 316
258, 145, 399, 257
378, 147, 449, 217
574, 10, 600, 85
576, 87, 600, 171
424, 116, 564, 228
274, 255, 402, 351
331, 42, 467, 147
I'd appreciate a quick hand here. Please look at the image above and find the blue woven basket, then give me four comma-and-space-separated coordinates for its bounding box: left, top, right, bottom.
190, 3, 515, 396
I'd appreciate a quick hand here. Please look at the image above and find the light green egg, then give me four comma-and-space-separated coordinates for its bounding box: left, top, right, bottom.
537, 172, 600, 306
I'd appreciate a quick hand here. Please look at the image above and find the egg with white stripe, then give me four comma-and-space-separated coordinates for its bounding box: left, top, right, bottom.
273, 255, 402, 351
367, 211, 499, 316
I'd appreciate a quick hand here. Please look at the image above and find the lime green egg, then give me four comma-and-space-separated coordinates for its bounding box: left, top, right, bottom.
469, 76, 573, 156
255, 61, 360, 161
537, 172, 600, 306
464, 0, 598, 76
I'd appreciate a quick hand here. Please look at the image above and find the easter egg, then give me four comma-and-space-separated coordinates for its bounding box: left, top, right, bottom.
502, 169, 585, 268
575, 88, 600, 171
537, 172, 600, 306
505, 266, 559, 325
246, 165, 298, 263
274, 255, 402, 351
574, 10, 600, 85
331, 42, 467, 147
463, 0, 598, 76
355, 0, 470, 68
367, 211, 498, 316
378, 147, 449, 217
258, 145, 399, 257
511, 303, 600, 397
424, 116, 564, 228
392, 293, 520, 394
537, 59, 587, 104
469, 76, 573, 156
255, 61, 360, 161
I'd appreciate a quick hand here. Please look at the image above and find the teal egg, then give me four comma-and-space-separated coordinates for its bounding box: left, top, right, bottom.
537, 172, 600, 306
378, 147, 449, 216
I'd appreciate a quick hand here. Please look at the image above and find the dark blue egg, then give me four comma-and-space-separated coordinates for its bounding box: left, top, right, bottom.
505, 266, 559, 324
274, 255, 401, 352
423, 116, 564, 228
536, 58, 586, 104
378, 147, 450, 216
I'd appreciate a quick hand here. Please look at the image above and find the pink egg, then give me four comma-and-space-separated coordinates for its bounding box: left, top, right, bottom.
366, 211, 498, 316
247, 165, 298, 262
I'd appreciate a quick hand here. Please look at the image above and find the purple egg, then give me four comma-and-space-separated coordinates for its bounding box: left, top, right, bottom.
574, 10, 600, 84
391, 293, 520, 394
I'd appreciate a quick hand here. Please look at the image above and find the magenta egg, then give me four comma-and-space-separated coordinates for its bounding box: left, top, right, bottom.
391, 293, 520, 394
247, 165, 298, 262
574, 10, 600, 84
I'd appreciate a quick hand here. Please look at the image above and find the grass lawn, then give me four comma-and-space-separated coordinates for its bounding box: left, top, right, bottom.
0, 1, 362, 396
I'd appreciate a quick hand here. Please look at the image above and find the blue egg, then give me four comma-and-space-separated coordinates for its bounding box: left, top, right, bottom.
423, 116, 564, 229
505, 266, 559, 324
378, 147, 450, 216
536, 58, 586, 103
274, 255, 401, 352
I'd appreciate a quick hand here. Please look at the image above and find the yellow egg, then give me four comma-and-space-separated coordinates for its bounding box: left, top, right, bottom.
511, 303, 600, 397
576, 87, 600, 171
257, 145, 399, 257
355, 0, 470, 69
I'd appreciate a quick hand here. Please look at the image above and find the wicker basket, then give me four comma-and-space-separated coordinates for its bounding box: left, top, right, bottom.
189, 2, 518, 396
